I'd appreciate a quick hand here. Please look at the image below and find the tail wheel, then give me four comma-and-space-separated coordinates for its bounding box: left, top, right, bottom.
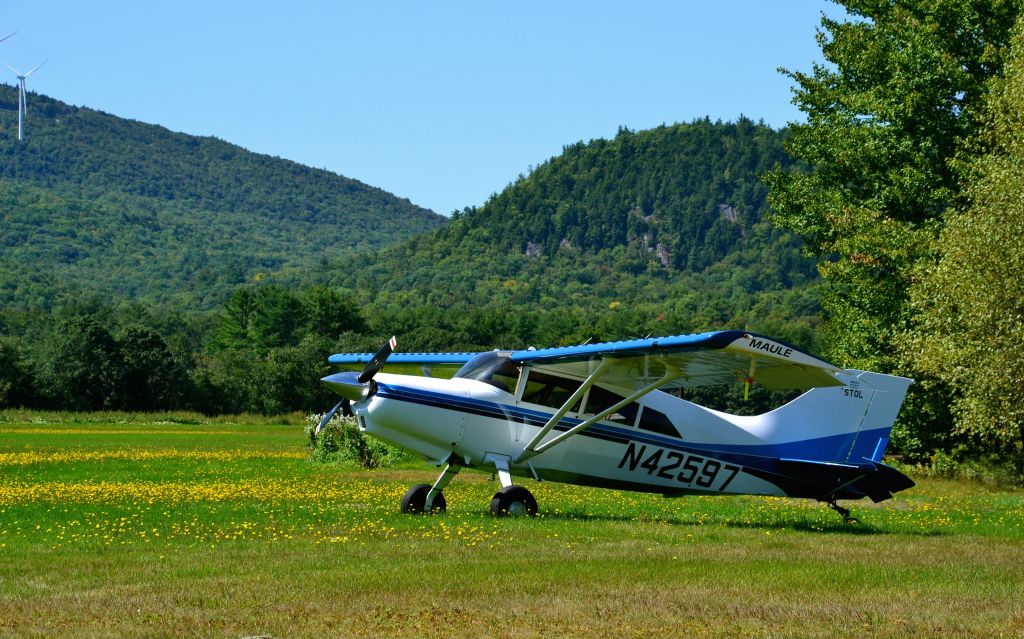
489, 485, 537, 517
400, 483, 446, 514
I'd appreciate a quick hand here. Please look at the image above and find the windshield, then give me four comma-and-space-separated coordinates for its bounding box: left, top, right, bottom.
454, 351, 518, 393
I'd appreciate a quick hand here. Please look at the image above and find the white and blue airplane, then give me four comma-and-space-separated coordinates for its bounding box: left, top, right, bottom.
318, 331, 914, 521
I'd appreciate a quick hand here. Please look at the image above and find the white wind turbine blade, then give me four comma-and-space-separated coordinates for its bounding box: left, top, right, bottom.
0, 32, 16, 44
20, 62, 43, 117
2, 61, 23, 76
23, 60, 45, 78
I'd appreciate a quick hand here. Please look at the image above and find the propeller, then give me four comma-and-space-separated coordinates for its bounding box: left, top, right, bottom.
317, 336, 397, 434
315, 399, 346, 435
358, 335, 397, 383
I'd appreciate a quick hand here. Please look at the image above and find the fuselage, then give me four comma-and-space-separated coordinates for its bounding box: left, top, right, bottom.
342, 368, 899, 500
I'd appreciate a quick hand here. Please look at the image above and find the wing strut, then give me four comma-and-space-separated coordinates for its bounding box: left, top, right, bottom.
514, 358, 612, 463
513, 359, 679, 463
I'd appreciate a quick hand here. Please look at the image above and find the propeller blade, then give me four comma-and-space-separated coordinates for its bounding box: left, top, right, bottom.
358, 335, 397, 384
341, 399, 353, 417
0, 32, 15, 44
2, 62, 22, 76
315, 399, 346, 435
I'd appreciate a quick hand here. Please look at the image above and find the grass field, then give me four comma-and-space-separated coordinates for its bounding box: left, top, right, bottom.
1, 415, 1022, 638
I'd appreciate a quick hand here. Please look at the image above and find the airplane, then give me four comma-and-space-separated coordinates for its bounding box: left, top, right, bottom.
317, 330, 914, 522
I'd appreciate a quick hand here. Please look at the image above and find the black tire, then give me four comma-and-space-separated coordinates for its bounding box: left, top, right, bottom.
489, 485, 538, 517
400, 483, 446, 514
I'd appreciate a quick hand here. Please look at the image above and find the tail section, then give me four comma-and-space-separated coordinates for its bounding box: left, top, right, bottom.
849, 371, 913, 462
738, 370, 914, 502
744, 369, 913, 464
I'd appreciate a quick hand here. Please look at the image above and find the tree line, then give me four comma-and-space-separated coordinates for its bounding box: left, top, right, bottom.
0, 281, 812, 419
766, 0, 1024, 465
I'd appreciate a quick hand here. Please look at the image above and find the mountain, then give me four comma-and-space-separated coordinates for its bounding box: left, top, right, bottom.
0, 85, 446, 310
326, 118, 822, 351
0, 114, 823, 417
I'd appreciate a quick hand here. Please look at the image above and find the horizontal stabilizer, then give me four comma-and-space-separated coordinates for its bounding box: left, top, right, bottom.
772, 458, 915, 503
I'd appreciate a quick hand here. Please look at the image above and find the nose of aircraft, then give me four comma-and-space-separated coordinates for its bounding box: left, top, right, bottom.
321, 371, 372, 402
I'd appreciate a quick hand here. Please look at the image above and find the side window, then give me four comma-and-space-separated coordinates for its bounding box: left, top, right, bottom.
583, 386, 639, 426
520, 371, 583, 411
637, 406, 678, 438
483, 362, 520, 393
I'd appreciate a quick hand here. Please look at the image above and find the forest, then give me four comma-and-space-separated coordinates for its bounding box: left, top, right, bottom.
1, 117, 819, 421
1, 0, 1023, 475
0, 86, 445, 310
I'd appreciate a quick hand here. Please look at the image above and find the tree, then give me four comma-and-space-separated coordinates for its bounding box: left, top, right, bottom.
261, 336, 336, 415
249, 285, 306, 350
213, 287, 257, 350
0, 336, 33, 408
302, 286, 367, 337
214, 285, 308, 352
765, 0, 1019, 457
117, 324, 190, 411
907, 17, 1024, 452
43, 316, 124, 410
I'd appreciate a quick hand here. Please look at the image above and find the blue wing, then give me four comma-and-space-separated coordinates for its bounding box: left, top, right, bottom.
509, 330, 843, 391
327, 352, 477, 378
326, 331, 843, 390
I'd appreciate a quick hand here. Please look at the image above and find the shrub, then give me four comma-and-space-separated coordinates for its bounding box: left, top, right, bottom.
892, 446, 1024, 487
305, 411, 412, 468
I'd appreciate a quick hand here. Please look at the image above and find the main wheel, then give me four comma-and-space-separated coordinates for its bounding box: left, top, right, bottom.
400, 483, 446, 514
489, 485, 538, 517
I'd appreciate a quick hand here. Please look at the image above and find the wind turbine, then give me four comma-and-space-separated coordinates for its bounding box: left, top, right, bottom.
0, 32, 15, 44
3, 60, 45, 141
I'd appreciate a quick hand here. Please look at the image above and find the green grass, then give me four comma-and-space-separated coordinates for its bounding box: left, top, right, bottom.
1, 416, 1022, 638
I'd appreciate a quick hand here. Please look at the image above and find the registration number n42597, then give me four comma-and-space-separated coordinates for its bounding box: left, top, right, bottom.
617, 442, 740, 491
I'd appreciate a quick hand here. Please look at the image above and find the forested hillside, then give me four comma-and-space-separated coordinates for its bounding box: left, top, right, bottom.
329, 118, 821, 350
1, 116, 823, 419
0, 85, 446, 309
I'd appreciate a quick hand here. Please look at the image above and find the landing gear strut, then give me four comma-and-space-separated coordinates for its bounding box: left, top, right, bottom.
400, 462, 461, 514
825, 499, 858, 524
399, 456, 541, 517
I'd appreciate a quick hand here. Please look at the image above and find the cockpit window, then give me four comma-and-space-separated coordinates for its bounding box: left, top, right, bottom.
453, 351, 519, 393
638, 406, 678, 437
583, 385, 640, 426
520, 371, 583, 411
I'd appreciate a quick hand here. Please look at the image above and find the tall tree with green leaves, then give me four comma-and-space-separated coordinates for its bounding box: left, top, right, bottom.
906, 17, 1024, 454
765, 0, 1019, 457
43, 317, 124, 410
0, 336, 33, 408
302, 286, 367, 337
117, 325, 190, 411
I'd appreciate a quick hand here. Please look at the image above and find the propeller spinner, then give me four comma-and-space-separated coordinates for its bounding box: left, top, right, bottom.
317, 336, 397, 434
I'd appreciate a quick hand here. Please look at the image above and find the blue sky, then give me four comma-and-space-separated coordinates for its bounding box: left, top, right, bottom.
2, 1, 837, 215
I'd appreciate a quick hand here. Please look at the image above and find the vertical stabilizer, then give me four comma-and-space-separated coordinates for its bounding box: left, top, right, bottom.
848, 370, 913, 462
738, 370, 913, 464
